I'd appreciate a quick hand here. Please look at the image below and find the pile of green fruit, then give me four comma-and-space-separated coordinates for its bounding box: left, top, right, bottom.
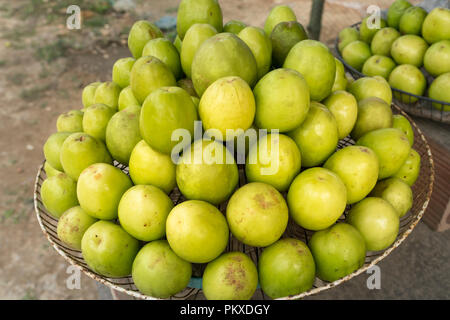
338, 1, 450, 111
40, 0, 422, 300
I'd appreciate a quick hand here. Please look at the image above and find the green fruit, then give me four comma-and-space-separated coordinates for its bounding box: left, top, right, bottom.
324, 146, 379, 204
166, 200, 229, 263
238, 26, 272, 79
288, 102, 339, 167
112, 57, 135, 88
176, 140, 238, 205
393, 148, 421, 186
132, 240, 191, 298
180, 23, 217, 79
429, 73, 450, 111
199, 76, 255, 141
118, 86, 140, 111
287, 167, 347, 231
371, 27, 400, 57
309, 223, 366, 282
82, 82, 101, 108
223, 20, 246, 34
391, 35, 428, 67
270, 21, 308, 67
351, 97, 393, 141
130, 56, 177, 104
359, 16, 387, 43
129, 140, 176, 194
392, 114, 414, 146
106, 105, 141, 165
56, 110, 83, 133
246, 134, 301, 192
44, 161, 63, 177
173, 35, 182, 53
338, 27, 359, 53
177, 78, 198, 97
264, 5, 297, 36
203, 252, 258, 300
140, 86, 198, 155
82, 104, 115, 142
226, 182, 289, 247
94, 82, 121, 111
254, 68, 310, 132
370, 177, 413, 218
399, 6, 427, 35
43, 132, 71, 171
41, 173, 79, 218
341, 40, 372, 71
128, 20, 163, 58
118, 185, 173, 241
191, 96, 199, 109
176, 0, 223, 40
362, 55, 396, 80
81, 221, 139, 277
348, 76, 392, 105
387, 0, 413, 29
284, 40, 336, 101
357, 128, 411, 180
142, 38, 182, 80
332, 58, 348, 92
60, 132, 112, 181
258, 238, 315, 299
57, 206, 97, 250
422, 7, 450, 44
77, 163, 132, 220
424, 40, 450, 77
347, 197, 399, 251
389, 64, 426, 103
323, 90, 358, 139
191, 33, 258, 97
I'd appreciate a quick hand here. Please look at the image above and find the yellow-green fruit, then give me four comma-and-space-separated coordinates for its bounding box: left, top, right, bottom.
264, 5, 297, 36
118, 185, 173, 241
130, 56, 177, 104
370, 178, 413, 218
41, 173, 79, 218
424, 40, 450, 77
191, 33, 258, 97
57, 110, 83, 133
173, 35, 182, 53
82, 104, 115, 142
203, 252, 258, 300
176, 140, 238, 205
387, 0, 412, 29
371, 27, 400, 57
391, 35, 428, 67
362, 55, 396, 80
422, 7, 450, 44
324, 146, 379, 204
429, 73, 450, 111
82, 82, 101, 108
359, 16, 387, 43
342, 40, 372, 71
105, 105, 141, 165
166, 200, 229, 263
142, 38, 182, 80
258, 238, 315, 299
140, 86, 198, 155
44, 161, 63, 178
287, 167, 347, 231
357, 128, 411, 180
238, 26, 272, 79
191, 96, 199, 110
43, 132, 71, 171
338, 27, 359, 53
399, 6, 427, 35
129, 140, 176, 194
93, 82, 121, 111
199, 76, 255, 141
112, 57, 135, 88
128, 20, 163, 58
270, 21, 308, 67
351, 97, 393, 141
180, 23, 217, 79
309, 223, 366, 282
77, 163, 132, 220
245, 134, 301, 192
81, 221, 139, 277
323, 90, 358, 139
288, 102, 339, 167
347, 197, 399, 251
176, 0, 223, 40
177, 78, 198, 97
118, 86, 140, 111
389, 64, 426, 103
392, 114, 414, 146
132, 240, 191, 298
57, 206, 97, 250
226, 182, 289, 247
332, 58, 348, 92
60, 132, 112, 181
223, 20, 246, 34
284, 40, 336, 101
254, 68, 310, 132
393, 148, 421, 186
348, 76, 392, 105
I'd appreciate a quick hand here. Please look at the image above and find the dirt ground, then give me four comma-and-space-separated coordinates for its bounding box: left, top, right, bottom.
0, 0, 425, 300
